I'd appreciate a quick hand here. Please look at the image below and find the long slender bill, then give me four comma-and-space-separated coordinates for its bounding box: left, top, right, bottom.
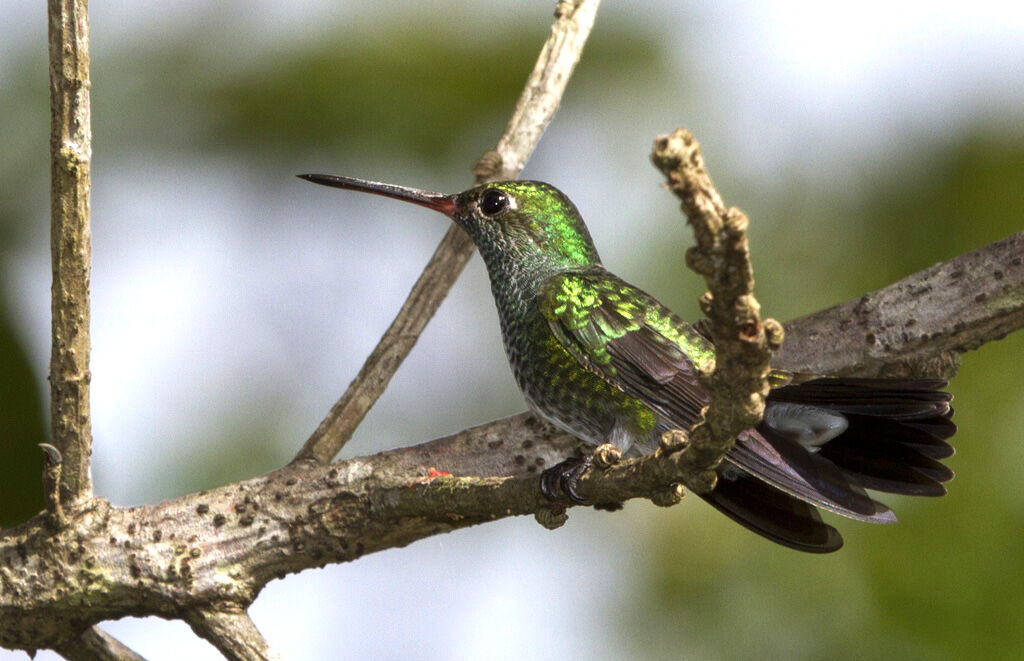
298, 174, 457, 216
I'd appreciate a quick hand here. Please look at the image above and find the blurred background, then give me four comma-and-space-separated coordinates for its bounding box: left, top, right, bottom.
2, 1, 1023, 659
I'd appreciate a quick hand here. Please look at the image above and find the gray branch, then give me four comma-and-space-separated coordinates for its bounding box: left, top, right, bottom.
53, 626, 146, 661
48, 0, 94, 504
775, 230, 1023, 379
185, 605, 282, 661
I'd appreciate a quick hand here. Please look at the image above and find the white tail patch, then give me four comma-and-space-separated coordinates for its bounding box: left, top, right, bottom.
763, 403, 849, 451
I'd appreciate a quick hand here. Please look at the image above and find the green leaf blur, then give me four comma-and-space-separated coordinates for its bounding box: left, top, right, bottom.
0, 6, 1020, 659
0, 310, 46, 527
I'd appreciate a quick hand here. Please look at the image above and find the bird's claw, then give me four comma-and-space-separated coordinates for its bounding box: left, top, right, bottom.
540, 455, 595, 504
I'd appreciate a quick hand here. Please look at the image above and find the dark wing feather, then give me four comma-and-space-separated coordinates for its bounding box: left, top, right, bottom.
818, 414, 954, 496
767, 378, 956, 497
539, 271, 711, 431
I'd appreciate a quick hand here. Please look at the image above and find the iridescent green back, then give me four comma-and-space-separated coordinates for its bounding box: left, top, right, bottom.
455, 181, 714, 453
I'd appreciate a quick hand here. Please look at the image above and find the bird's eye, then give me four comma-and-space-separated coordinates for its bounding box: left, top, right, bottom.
479, 189, 509, 217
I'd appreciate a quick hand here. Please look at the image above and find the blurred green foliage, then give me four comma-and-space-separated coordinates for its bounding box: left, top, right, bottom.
206, 24, 661, 160
1, 7, 1021, 659
81, 17, 663, 167
0, 306, 46, 526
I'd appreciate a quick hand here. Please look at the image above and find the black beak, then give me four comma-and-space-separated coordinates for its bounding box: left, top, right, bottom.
298, 174, 457, 216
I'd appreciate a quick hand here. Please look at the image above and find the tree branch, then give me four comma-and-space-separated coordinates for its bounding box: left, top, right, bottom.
53, 626, 146, 661
775, 230, 1024, 379
48, 0, 94, 503
293, 0, 601, 465
649, 129, 783, 475
185, 605, 281, 661
2, 227, 1021, 651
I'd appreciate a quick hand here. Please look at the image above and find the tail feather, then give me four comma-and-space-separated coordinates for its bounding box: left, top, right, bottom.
699, 473, 843, 553
903, 413, 958, 446
766, 378, 952, 419
727, 427, 893, 521
704, 377, 956, 552
818, 414, 953, 495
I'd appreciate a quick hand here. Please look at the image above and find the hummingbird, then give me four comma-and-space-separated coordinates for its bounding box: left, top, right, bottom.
299, 174, 956, 553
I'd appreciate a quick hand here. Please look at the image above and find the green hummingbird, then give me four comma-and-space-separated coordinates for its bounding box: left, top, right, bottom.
299, 174, 956, 552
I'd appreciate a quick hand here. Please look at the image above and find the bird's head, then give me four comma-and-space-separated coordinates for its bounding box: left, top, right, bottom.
299, 175, 601, 272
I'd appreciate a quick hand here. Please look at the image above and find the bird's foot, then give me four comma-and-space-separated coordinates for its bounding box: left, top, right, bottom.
540, 455, 595, 504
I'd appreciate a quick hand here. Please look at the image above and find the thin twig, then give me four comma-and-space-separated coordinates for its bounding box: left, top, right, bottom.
650, 129, 783, 474
293, 0, 601, 465
476, 0, 602, 182
185, 605, 282, 661
48, 0, 94, 503
54, 626, 146, 661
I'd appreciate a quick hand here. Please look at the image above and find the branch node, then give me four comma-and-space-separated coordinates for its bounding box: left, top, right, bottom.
698, 291, 714, 316
685, 246, 713, 275
649, 483, 685, 508
592, 443, 621, 469
737, 319, 761, 343
534, 505, 569, 530
658, 428, 690, 453
39, 443, 67, 529
764, 318, 785, 350
688, 469, 718, 495
723, 207, 749, 237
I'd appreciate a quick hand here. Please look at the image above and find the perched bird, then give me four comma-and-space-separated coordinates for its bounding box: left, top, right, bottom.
299, 175, 956, 552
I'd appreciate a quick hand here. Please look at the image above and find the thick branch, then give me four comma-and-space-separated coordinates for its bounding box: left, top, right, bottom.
53, 626, 145, 661
3, 229, 1021, 651
775, 230, 1024, 379
0, 416, 696, 651
48, 0, 93, 502
185, 605, 281, 661
293, 0, 601, 465
650, 129, 782, 473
